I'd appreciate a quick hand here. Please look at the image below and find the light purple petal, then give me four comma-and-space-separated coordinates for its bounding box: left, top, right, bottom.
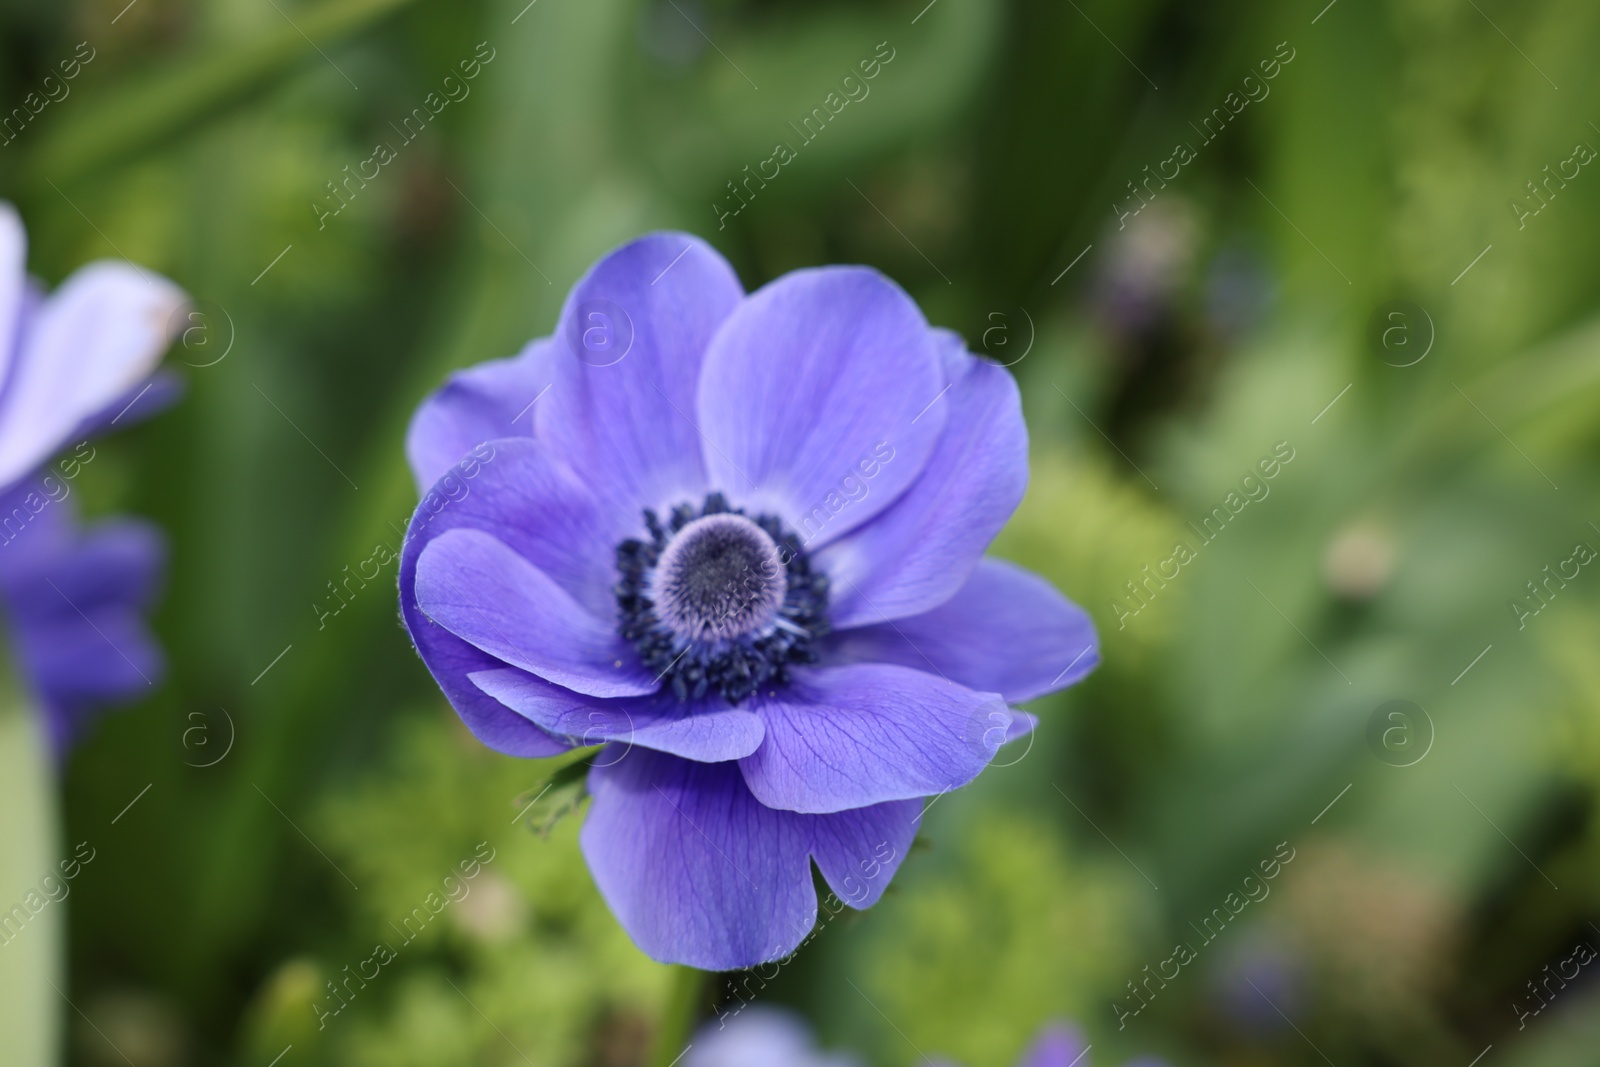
1015, 1024, 1089, 1067
0, 261, 185, 489
808, 795, 918, 909
823, 558, 1098, 704
818, 334, 1027, 627
739, 663, 999, 814
415, 528, 655, 698
581, 748, 817, 970
400, 454, 591, 758
405, 337, 555, 492
470, 667, 764, 762
408, 437, 625, 621
696, 267, 945, 547
581, 747, 919, 969
536, 233, 742, 515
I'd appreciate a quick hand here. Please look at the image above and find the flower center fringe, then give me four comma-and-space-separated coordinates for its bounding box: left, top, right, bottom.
615, 493, 829, 703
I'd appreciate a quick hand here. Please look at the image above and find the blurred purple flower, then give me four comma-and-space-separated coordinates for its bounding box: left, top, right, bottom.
401, 233, 1098, 970
688, 1007, 858, 1067
0, 204, 184, 755
931, 1023, 1167, 1067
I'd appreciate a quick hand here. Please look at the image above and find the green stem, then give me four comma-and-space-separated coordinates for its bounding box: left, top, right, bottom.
0, 666, 60, 1066
649, 965, 708, 1067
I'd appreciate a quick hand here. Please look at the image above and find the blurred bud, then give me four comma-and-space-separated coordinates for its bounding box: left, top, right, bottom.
1271, 841, 1458, 1033
1092, 199, 1198, 341
236, 957, 325, 1058
451, 870, 528, 944
82, 990, 186, 1067
1213, 932, 1307, 1034
1322, 520, 1396, 600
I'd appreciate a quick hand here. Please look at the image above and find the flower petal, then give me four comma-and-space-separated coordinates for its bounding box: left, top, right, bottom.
414, 528, 655, 698
469, 667, 765, 763
739, 663, 1000, 814
0, 261, 185, 490
823, 558, 1099, 704
696, 267, 945, 546
817, 334, 1027, 627
580, 747, 919, 969
409, 437, 622, 621
537, 233, 743, 513
0, 513, 166, 756
581, 748, 816, 970
808, 795, 919, 910
405, 337, 556, 492
400, 450, 609, 758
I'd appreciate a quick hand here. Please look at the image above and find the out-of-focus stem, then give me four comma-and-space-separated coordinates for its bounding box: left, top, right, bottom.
0, 667, 59, 1066
648, 965, 708, 1067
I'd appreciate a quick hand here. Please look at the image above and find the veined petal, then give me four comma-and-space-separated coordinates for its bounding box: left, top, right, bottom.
405, 337, 556, 492
407, 437, 622, 619
414, 528, 656, 699
469, 668, 765, 763
536, 233, 743, 514
818, 331, 1027, 628
739, 663, 1001, 814
696, 267, 945, 546
824, 558, 1098, 704
580, 747, 917, 969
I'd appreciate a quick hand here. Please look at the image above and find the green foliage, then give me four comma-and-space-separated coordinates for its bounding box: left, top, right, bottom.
845, 814, 1139, 1067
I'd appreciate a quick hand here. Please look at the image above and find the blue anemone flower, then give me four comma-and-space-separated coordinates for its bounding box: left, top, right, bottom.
401, 233, 1098, 969
0, 204, 182, 756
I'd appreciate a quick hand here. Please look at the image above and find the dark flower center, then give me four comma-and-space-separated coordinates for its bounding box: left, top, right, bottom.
615, 493, 829, 704
654, 513, 787, 640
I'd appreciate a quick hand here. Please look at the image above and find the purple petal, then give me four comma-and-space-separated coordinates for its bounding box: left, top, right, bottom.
399, 451, 604, 758
818, 333, 1027, 627
414, 528, 655, 698
581, 747, 817, 969
536, 233, 743, 514
405, 337, 555, 492
581, 748, 919, 969
0, 510, 166, 756
739, 663, 999, 814
823, 558, 1098, 704
0, 261, 185, 490
408, 437, 626, 621
469, 667, 765, 762
695, 267, 945, 547
808, 794, 919, 909
1015, 1024, 1089, 1067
